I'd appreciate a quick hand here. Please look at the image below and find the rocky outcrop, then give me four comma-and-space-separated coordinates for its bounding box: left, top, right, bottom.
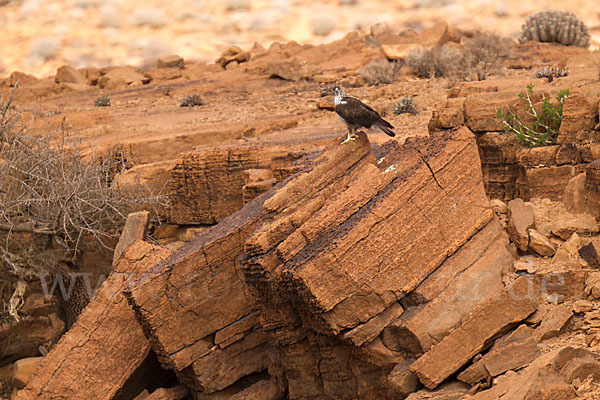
167, 138, 328, 225
14, 241, 172, 400
429, 59, 600, 208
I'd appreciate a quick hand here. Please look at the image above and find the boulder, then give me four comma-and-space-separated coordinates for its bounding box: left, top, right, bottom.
533, 304, 573, 341
388, 361, 419, 398
551, 214, 599, 240
507, 199, 535, 251
97, 66, 151, 89
564, 173, 586, 214
168, 138, 327, 225
400, 219, 512, 351
266, 58, 321, 81
0, 314, 64, 366
457, 325, 540, 385
125, 191, 275, 393
587, 160, 600, 217
112, 211, 150, 266
558, 91, 599, 145
215, 46, 250, 68
54, 65, 87, 85
517, 146, 558, 167
525, 165, 576, 201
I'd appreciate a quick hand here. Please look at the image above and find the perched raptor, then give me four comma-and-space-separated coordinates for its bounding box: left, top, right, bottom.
332, 86, 395, 144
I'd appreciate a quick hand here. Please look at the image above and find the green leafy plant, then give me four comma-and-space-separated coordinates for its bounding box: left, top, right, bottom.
496, 84, 569, 148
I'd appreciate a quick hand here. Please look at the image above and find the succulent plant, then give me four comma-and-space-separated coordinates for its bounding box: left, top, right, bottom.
180, 94, 204, 108
94, 95, 111, 107
519, 9, 590, 48
533, 66, 569, 82
393, 97, 418, 115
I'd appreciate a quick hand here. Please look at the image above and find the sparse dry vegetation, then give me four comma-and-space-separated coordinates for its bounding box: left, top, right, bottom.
406, 31, 510, 83
405, 45, 466, 80
463, 30, 511, 80
496, 84, 569, 148
94, 95, 111, 107
393, 97, 418, 115
0, 92, 165, 321
180, 94, 204, 107
359, 59, 402, 85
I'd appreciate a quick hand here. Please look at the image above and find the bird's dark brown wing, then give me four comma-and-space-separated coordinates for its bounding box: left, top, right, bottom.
334, 96, 384, 128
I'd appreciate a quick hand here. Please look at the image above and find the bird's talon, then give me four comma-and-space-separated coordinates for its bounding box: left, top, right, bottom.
340, 136, 357, 144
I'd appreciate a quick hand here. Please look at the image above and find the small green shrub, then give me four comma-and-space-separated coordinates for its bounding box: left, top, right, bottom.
94, 95, 111, 107
496, 84, 569, 148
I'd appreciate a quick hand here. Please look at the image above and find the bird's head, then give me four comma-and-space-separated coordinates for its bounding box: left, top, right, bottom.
332, 86, 344, 104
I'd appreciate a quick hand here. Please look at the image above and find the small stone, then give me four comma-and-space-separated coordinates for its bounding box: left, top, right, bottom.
579, 242, 600, 268
564, 173, 586, 214
572, 300, 593, 314
514, 258, 537, 274
528, 229, 556, 257
507, 199, 535, 251
55, 65, 87, 85
157, 54, 184, 69
534, 304, 573, 342
490, 199, 508, 214
388, 361, 419, 397
13, 357, 43, 389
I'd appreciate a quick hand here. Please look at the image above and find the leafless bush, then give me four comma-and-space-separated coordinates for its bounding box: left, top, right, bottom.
405, 45, 466, 80
359, 59, 402, 85
406, 32, 510, 82
180, 94, 204, 107
463, 31, 511, 80
0, 91, 165, 321
393, 97, 418, 115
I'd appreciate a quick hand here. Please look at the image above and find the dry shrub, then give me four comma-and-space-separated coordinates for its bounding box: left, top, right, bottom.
0, 91, 165, 321
406, 31, 511, 82
405, 45, 466, 80
463, 31, 511, 80
359, 59, 403, 85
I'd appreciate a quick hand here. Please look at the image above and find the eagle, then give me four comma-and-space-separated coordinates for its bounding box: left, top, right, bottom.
333, 86, 395, 144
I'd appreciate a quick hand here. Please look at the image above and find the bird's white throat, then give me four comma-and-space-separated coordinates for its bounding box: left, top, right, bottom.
333, 90, 344, 105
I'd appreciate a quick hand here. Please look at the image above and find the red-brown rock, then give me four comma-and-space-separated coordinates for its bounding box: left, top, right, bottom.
410, 276, 538, 389
15, 241, 172, 400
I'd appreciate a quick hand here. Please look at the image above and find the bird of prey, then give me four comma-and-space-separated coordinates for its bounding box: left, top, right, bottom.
332, 86, 395, 144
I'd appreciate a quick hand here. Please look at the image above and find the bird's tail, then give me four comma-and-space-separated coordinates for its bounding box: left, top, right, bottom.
377, 121, 396, 137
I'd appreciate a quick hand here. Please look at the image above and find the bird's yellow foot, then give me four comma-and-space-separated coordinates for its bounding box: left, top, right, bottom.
340, 134, 359, 144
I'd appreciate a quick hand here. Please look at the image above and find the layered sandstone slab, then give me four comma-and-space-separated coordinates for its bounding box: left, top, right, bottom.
125, 191, 276, 394
410, 275, 538, 389
168, 138, 328, 225
15, 241, 172, 400
241, 126, 495, 397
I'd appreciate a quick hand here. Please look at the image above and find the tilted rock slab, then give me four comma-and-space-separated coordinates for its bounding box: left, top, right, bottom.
125, 192, 276, 395
242, 126, 494, 397
15, 241, 172, 400
410, 275, 538, 390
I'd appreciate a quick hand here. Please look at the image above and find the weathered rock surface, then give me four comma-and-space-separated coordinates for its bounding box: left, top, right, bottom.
410, 275, 537, 389
242, 126, 495, 397
457, 324, 540, 385
125, 191, 274, 394
507, 198, 535, 251
528, 228, 556, 257
168, 138, 327, 225
12, 357, 42, 389
15, 241, 172, 400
